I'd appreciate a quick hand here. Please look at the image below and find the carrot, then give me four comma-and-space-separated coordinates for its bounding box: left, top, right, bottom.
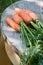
22, 10, 38, 20
28, 11, 38, 20
15, 8, 32, 24
13, 14, 22, 24
6, 17, 20, 31
15, 8, 38, 21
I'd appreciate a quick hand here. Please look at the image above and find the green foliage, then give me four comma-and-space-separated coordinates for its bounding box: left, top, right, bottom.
0, 0, 19, 18
20, 21, 43, 65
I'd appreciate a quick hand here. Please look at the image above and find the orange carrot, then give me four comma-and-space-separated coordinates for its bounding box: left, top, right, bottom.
28, 11, 38, 20
15, 8, 38, 21
13, 14, 22, 24
15, 8, 32, 24
21, 10, 38, 20
6, 17, 20, 31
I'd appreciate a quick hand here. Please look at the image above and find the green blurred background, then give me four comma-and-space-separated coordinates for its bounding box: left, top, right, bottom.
0, 0, 19, 65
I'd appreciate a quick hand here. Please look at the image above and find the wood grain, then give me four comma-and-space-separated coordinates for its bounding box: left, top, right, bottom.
0, 34, 12, 65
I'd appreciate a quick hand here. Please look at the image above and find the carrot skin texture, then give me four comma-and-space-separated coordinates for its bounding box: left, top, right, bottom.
6, 17, 20, 31
15, 8, 32, 24
28, 11, 38, 20
13, 14, 22, 24
21, 10, 38, 20
15, 8, 38, 21
22, 10, 37, 20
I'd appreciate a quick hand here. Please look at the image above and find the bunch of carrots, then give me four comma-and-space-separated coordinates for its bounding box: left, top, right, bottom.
6, 8, 43, 65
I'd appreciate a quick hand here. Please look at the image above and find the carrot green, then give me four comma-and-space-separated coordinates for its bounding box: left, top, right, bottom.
20, 20, 43, 65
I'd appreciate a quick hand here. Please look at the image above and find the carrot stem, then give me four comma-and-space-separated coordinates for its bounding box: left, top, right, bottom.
30, 21, 43, 34
21, 21, 35, 40
23, 26, 32, 47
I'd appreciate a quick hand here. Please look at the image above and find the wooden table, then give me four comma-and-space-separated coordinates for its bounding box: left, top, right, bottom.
0, 35, 12, 65
5, 41, 20, 65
